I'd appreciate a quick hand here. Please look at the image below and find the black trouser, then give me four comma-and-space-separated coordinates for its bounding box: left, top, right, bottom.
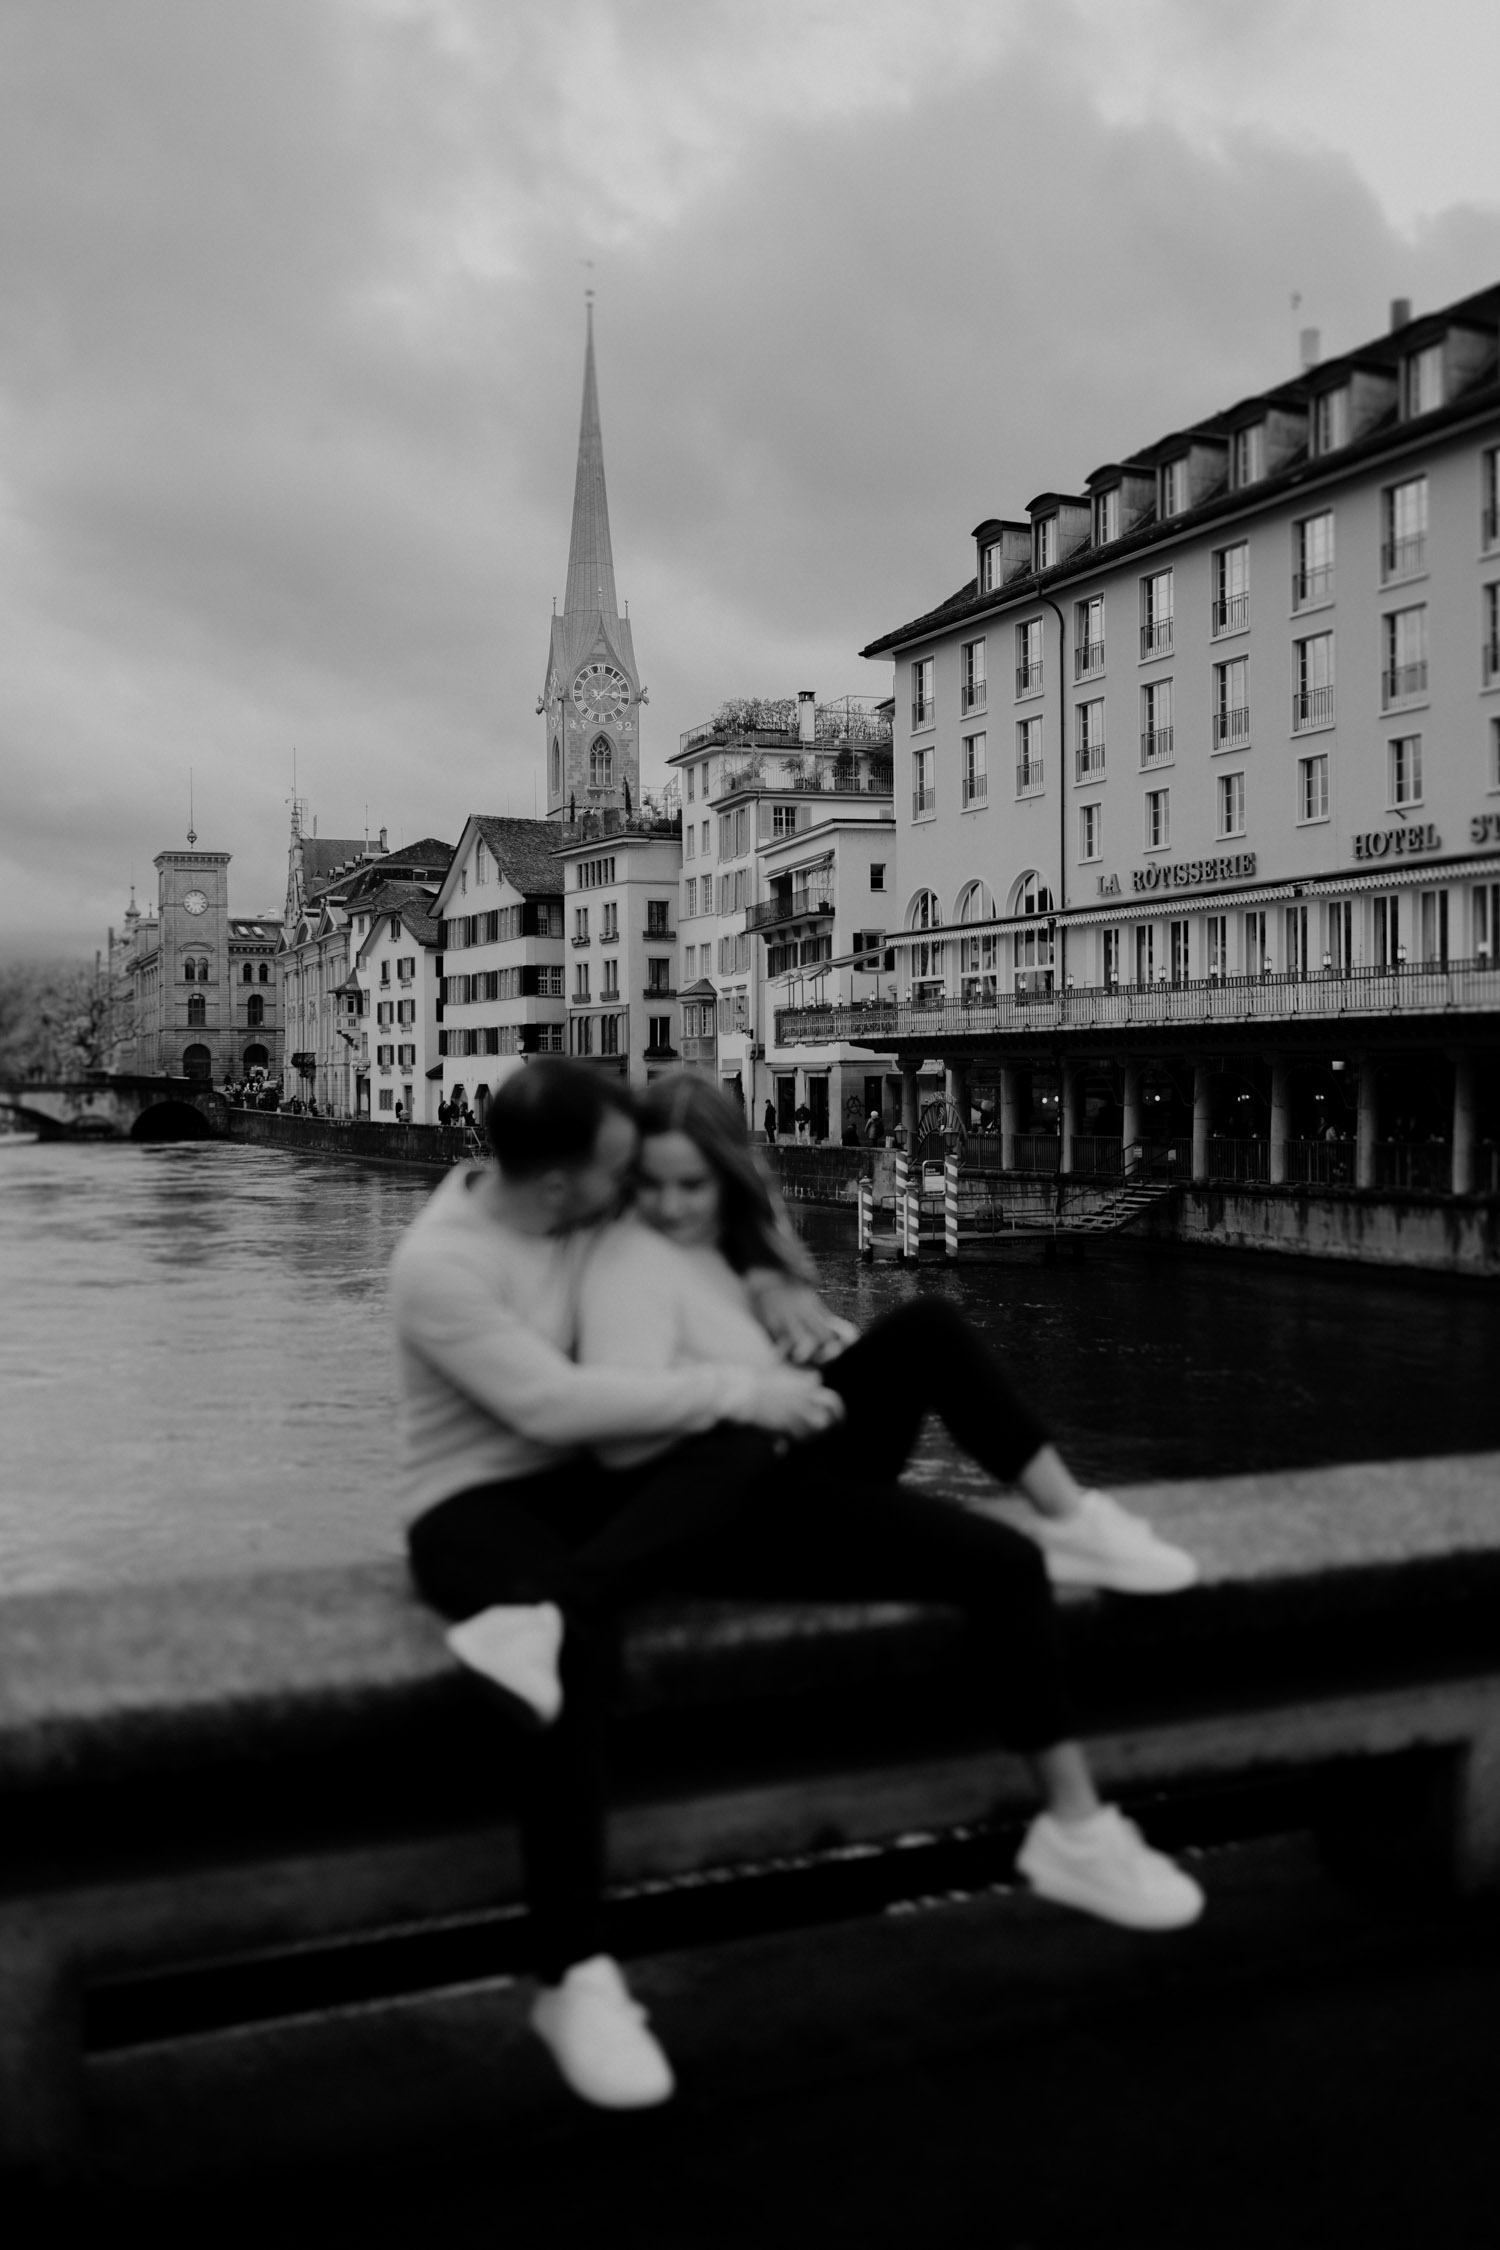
408, 1300, 1068, 1981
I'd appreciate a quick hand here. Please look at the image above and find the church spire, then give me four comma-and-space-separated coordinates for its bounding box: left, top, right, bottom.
563, 298, 619, 621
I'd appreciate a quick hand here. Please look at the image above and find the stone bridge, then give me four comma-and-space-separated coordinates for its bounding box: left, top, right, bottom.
0, 1075, 229, 1142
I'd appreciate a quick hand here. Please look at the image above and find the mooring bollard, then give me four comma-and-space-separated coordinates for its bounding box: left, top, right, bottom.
857, 1176, 873, 1261
894, 1151, 909, 1258
944, 1152, 960, 1259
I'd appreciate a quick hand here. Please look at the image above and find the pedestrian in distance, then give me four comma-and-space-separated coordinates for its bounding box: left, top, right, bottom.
762, 1099, 777, 1144
863, 1109, 885, 1147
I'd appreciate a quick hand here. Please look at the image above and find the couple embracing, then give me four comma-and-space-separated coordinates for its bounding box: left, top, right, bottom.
391, 1061, 1201, 2112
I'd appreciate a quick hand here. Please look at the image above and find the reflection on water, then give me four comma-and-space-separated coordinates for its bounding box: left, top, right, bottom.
1, 1140, 1497, 1594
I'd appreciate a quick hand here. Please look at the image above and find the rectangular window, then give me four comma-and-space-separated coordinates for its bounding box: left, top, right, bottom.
1244, 911, 1268, 975
398, 1043, 415, 1067
1144, 787, 1170, 850
912, 745, 936, 818
601, 958, 619, 998
1474, 881, 1500, 963
1313, 386, 1350, 455
1418, 888, 1449, 967
1293, 633, 1335, 730
1213, 657, 1250, 749
1299, 753, 1330, 823
1326, 900, 1352, 972
646, 898, 670, 934
1285, 904, 1310, 976
1170, 919, 1190, 983
1101, 927, 1121, 986
1406, 342, 1444, 418
684, 877, 696, 917
685, 765, 694, 802
538, 965, 563, 997
599, 1015, 620, 1057
1094, 487, 1119, 545
1141, 678, 1174, 767
574, 964, 589, 1000
574, 906, 588, 941
1294, 512, 1335, 609
1015, 618, 1043, 697
718, 813, 733, 860
1074, 595, 1105, 678
1232, 423, 1265, 487
1492, 715, 1500, 791
682, 945, 696, 979
1135, 924, 1155, 985
961, 638, 986, 712
1217, 770, 1246, 838
1212, 543, 1249, 635
377, 1044, 394, 1066
574, 1014, 593, 1057
980, 540, 1000, 593
735, 807, 750, 857
1484, 584, 1499, 686
397, 999, 415, 1026
1079, 802, 1101, 862
1160, 458, 1185, 517
911, 657, 935, 728
1383, 606, 1428, 707
648, 1015, 672, 1052
772, 803, 798, 836
1141, 569, 1173, 656
378, 1088, 393, 1111
961, 730, 987, 807
1389, 734, 1423, 806
1484, 449, 1500, 552
474, 840, 488, 885
1206, 916, 1228, 979
646, 959, 672, 994
1382, 477, 1428, 581
701, 820, 710, 854
1035, 516, 1057, 571
1075, 699, 1106, 780
870, 863, 886, 891
577, 856, 616, 889
1017, 715, 1045, 796
600, 901, 618, 939
1372, 895, 1401, 968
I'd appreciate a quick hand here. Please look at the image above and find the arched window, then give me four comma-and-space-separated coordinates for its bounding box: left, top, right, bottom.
184, 958, 197, 983
589, 735, 612, 789
551, 736, 562, 797
1011, 869, 1055, 987
187, 993, 206, 1026
258, 963, 270, 984
243, 1043, 269, 1072
242, 963, 253, 984
247, 994, 264, 1027
183, 1043, 212, 1081
906, 891, 945, 996
957, 882, 998, 1000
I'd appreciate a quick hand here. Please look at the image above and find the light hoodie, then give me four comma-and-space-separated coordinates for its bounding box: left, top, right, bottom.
390, 1168, 763, 1513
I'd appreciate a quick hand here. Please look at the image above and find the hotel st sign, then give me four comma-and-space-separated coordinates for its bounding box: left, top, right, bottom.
1351, 822, 1442, 862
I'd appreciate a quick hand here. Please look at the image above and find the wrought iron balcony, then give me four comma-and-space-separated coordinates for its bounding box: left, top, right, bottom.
1016, 758, 1045, 797
1140, 619, 1173, 658
1074, 639, 1105, 679
1140, 726, 1174, 769
1381, 533, 1427, 581
961, 771, 988, 807
746, 889, 834, 933
774, 958, 1500, 1048
1292, 565, 1334, 609
1292, 685, 1335, 732
1381, 661, 1428, 708
960, 680, 987, 713
1015, 660, 1043, 697
1213, 705, 1250, 749
642, 985, 677, 1002
1211, 594, 1249, 635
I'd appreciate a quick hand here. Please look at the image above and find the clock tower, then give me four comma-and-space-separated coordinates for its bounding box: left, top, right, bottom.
539, 301, 643, 819
155, 845, 231, 1079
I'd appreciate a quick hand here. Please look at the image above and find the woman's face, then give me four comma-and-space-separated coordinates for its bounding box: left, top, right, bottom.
635, 1129, 723, 1248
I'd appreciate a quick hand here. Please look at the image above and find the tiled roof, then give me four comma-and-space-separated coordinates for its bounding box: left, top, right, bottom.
472, 816, 577, 898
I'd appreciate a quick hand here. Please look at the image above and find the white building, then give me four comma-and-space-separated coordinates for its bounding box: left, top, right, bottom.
553, 818, 684, 1086
757, 811, 898, 1140
433, 817, 569, 1108
352, 889, 443, 1123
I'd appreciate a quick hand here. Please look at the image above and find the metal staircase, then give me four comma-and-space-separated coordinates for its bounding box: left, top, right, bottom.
1060, 1180, 1177, 1233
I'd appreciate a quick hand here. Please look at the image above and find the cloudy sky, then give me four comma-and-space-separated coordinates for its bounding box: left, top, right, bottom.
4, 0, 1499, 955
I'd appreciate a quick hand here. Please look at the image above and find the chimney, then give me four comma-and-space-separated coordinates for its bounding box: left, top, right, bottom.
797, 690, 816, 746
1390, 297, 1412, 332
1299, 327, 1320, 371
378, 825, 388, 851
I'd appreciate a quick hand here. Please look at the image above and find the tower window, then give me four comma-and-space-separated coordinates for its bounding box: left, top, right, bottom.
187, 993, 206, 1025
551, 737, 561, 797
242, 963, 253, 984
589, 736, 613, 789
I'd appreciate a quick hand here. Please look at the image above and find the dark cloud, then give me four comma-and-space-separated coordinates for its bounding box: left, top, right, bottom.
0, 1, 1495, 952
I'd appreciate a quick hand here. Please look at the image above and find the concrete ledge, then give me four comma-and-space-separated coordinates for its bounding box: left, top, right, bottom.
1139, 1183, 1500, 1276
223, 1108, 449, 1170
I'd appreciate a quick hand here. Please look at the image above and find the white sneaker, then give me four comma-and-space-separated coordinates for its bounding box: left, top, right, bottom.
1018, 1806, 1205, 1931
1026, 1491, 1198, 1594
444, 1601, 564, 1725
530, 1955, 676, 2110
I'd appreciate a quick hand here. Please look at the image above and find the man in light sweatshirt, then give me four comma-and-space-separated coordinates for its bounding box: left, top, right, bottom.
391, 1059, 841, 2113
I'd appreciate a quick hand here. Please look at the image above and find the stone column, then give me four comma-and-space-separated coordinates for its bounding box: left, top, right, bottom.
1452, 1054, 1477, 1196
900, 1063, 921, 1149
1121, 1060, 1142, 1171
1192, 1062, 1212, 1185
1268, 1056, 1290, 1186
1059, 1058, 1081, 1176
999, 1063, 1019, 1171
1356, 1056, 1380, 1190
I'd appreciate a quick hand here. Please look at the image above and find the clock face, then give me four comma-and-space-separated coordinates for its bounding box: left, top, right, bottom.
183, 889, 209, 916
572, 663, 630, 723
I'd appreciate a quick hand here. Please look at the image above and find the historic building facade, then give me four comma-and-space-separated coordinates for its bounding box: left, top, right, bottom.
108, 847, 283, 1084
779, 284, 1500, 1190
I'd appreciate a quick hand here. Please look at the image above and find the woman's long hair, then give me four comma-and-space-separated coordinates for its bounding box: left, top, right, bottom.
634, 1075, 814, 1280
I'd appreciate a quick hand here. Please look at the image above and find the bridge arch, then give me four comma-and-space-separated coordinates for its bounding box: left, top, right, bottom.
130, 1100, 213, 1143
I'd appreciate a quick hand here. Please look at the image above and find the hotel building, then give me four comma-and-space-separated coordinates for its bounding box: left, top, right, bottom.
779, 286, 1500, 1193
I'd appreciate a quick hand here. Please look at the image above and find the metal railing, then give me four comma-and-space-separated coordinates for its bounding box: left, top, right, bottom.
912, 786, 936, 818
1074, 639, 1105, 678
1211, 594, 1249, 635
1376, 1141, 1452, 1193
1140, 726, 1174, 768
962, 771, 988, 807
1382, 661, 1428, 708
1075, 744, 1105, 781
1381, 534, 1428, 581
1213, 705, 1251, 748
961, 680, 986, 712
1140, 620, 1173, 657
642, 984, 676, 1001
1204, 1136, 1268, 1182
1015, 661, 1043, 697
1292, 566, 1334, 609
716, 753, 893, 797
746, 890, 833, 932
1292, 685, 1335, 731
774, 957, 1500, 1046
1016, 759, 1045, 797
912, 699, 934, 728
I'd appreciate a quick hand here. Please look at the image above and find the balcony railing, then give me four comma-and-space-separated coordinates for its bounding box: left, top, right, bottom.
913, 786, 936, 818
773, 957, 1500, 1047
962, 771, 988, 807
1015, 660, 1043, 697
1213, 705, 1251, 749
643, 985, 677, 1002
911, 699, 934, 729
1211, 594, 1249, 636
643, 925, 675, 942
1140, 726, 1174, 768
746, 890, 834, 932
1075, 744, 1105, 781
961, 680, 987, 712
1381, 534, 1427, 581
1074, 639, 1105, 679
1140, 619, 1173, 658
715, 753, 894, 797
1381, 661, 1428, 708
1292, 565, 1334, 609
1016, 759, 1044, 797
679, 698, 894, 756
1292, 685, 1335, 731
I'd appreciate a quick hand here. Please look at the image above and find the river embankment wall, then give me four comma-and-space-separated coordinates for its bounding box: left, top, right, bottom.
224, 1108, 449, 1170
1139, 1184, 1500, 1278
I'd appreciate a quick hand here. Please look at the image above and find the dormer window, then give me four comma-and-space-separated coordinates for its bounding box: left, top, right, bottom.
980, 541, 1001, 593
1231, 424, 1265, 488
1094, 488, 1119, 545
1035, 517, 1057, 571
1406, 343, 1444, 418
1160, 458, 1186, 517
1313, 387, 1350, 455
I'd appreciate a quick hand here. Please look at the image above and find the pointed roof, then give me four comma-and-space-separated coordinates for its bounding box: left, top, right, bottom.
564, 302, 618, 621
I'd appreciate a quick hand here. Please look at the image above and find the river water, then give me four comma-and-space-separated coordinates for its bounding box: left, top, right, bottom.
2, 1138, 1498, 1594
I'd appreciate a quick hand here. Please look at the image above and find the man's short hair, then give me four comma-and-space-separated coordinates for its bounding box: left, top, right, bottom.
485, 1060, 634, 1177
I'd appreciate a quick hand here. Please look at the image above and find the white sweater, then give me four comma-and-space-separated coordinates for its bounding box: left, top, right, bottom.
390, 1172, 761, 1513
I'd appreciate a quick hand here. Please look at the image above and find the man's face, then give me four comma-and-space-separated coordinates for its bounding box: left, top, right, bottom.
551, 1106, 638, 1229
